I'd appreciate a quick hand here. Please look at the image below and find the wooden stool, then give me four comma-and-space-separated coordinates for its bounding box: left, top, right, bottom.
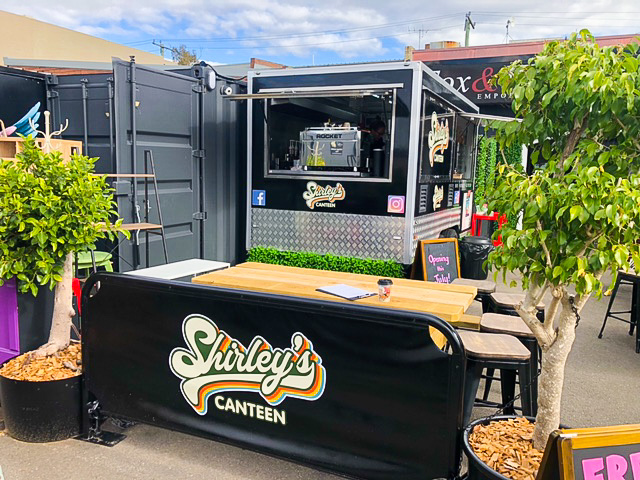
599, 271, 640, 354
458, 330, 533, 426
480, 313, 539, 414
489, 292, 545, 322
452, 278, 497, 313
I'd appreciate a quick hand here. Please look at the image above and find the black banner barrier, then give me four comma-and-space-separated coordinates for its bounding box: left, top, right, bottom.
81, 273, 466, 479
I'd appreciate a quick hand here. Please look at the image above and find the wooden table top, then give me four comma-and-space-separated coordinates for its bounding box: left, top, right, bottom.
192, 262, 476, 323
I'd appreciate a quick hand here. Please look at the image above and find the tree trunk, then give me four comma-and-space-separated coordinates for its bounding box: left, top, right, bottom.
35, 253, 75, 357
532, 302, 576, 449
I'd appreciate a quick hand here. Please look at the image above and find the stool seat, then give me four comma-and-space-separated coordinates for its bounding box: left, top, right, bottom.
481, 313, 535, 338
490, 292, 544, 311
452, 278, 497, 294
458, 330, 531, 361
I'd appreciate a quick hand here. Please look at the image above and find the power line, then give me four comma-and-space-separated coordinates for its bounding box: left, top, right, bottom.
124, 13, 463, 45
195, 25, 461, 51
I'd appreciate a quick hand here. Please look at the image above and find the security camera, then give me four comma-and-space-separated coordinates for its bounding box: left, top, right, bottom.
221, 85, 234, 96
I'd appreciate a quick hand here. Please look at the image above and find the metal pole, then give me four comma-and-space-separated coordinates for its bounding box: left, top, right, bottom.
145, 150, 150, 268
81, 78, 89, 156
199, 76, 206, 259
130, 56, 140, 270
464, 12, 475, 47
107, 78, 115, 172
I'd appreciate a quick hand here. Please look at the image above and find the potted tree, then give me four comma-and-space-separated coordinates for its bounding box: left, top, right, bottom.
463, 30, 640, 478
0, 136, 122, 442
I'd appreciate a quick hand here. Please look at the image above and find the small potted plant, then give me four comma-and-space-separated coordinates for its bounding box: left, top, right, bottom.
0, 136, 122, 442
462, 30, 640, 478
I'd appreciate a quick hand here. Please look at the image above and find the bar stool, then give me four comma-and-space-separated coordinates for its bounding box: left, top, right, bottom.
489, 292, 545, 322
480, 313, 539, 414
451, 278, 497, 313
458, 330, 533, 426
598, 271, 640, 354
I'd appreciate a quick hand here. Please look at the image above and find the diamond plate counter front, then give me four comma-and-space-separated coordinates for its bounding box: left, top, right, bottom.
250, 209, 406, 262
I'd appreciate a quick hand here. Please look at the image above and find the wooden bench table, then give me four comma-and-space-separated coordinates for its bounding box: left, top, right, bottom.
192, 262, 478, 348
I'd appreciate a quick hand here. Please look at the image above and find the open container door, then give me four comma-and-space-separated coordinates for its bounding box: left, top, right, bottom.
112, 59, 201, 271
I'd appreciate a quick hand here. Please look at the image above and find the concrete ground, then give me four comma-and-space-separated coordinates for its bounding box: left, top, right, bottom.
1, 271, 638, 480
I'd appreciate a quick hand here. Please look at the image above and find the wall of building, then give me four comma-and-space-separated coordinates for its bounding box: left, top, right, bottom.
0, 10, 175, 67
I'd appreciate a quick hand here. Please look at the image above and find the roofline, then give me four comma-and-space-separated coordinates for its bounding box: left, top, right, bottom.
413, 33, 640, 62
249, 61, 477, 113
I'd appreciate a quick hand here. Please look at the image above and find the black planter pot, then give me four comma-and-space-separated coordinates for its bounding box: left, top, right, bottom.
0, 367, 82, 442
462, 415, 537, 480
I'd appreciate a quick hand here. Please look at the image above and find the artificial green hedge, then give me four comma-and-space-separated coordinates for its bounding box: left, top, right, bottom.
247, 247, 405, 278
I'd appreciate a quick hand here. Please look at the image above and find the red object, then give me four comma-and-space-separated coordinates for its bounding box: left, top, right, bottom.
72, 278, 82, 315
471, 212, 507, 247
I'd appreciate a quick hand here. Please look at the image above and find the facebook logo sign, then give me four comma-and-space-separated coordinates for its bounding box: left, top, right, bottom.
252, 190, 266, 206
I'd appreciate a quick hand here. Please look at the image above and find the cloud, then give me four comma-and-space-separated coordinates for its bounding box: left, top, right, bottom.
3, 0, 640, 61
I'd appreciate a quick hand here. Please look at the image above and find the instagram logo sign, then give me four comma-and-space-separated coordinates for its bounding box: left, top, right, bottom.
387, 195, 405, 214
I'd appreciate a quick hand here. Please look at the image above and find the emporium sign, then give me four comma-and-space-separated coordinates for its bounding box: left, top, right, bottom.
170, 314, 326, 424
426, 56, 533, 105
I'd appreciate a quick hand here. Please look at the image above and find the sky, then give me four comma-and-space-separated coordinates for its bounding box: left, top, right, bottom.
3, 1, 640, 66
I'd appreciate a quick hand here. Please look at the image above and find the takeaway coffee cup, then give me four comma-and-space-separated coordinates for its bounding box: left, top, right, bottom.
377, 278, 393, 302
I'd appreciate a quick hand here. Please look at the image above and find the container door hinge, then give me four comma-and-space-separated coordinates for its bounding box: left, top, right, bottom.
45, 74, 59, 86
192, 84, 205, 93
192, 149, 206, 158
193, 212, 207, 220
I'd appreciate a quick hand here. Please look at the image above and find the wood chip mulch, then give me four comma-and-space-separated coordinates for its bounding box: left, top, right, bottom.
469, 417, 544, 479
0, 343, 82, 382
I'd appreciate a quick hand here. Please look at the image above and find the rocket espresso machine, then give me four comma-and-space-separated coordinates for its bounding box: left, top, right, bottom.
287, 124, 385, 177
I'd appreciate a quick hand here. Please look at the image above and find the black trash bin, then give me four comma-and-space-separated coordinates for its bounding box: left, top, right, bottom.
459, 236, 494, 280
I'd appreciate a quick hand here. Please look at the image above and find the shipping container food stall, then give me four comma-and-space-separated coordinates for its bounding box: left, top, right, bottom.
228, 61, 480, 266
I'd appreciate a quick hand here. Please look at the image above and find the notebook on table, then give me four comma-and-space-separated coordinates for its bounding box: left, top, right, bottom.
316, 284, 376, 301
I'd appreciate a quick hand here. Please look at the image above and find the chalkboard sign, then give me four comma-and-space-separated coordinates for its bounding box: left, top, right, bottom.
537, 424, 640, 480
412, 239, 460, 283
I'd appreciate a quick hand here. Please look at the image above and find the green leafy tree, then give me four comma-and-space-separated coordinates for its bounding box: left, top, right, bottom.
172, 44, 197, 65
487, 30, 640, 449
0, 138, 123, 356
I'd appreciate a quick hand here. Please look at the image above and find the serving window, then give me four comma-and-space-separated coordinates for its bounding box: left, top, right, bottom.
255, 87, 398, 179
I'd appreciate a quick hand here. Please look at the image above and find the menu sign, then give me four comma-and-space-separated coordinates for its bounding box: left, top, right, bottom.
412, 239, 460, 284
537, 424, 640, 480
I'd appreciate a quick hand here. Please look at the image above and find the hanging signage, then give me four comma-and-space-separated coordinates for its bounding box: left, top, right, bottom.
302, 181, 346, 209
537, 424, 640, 480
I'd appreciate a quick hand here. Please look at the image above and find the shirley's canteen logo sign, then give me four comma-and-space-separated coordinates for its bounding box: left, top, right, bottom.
169, 314, 326, 422
303, 181, 345, 209
427, 112, 449, 167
